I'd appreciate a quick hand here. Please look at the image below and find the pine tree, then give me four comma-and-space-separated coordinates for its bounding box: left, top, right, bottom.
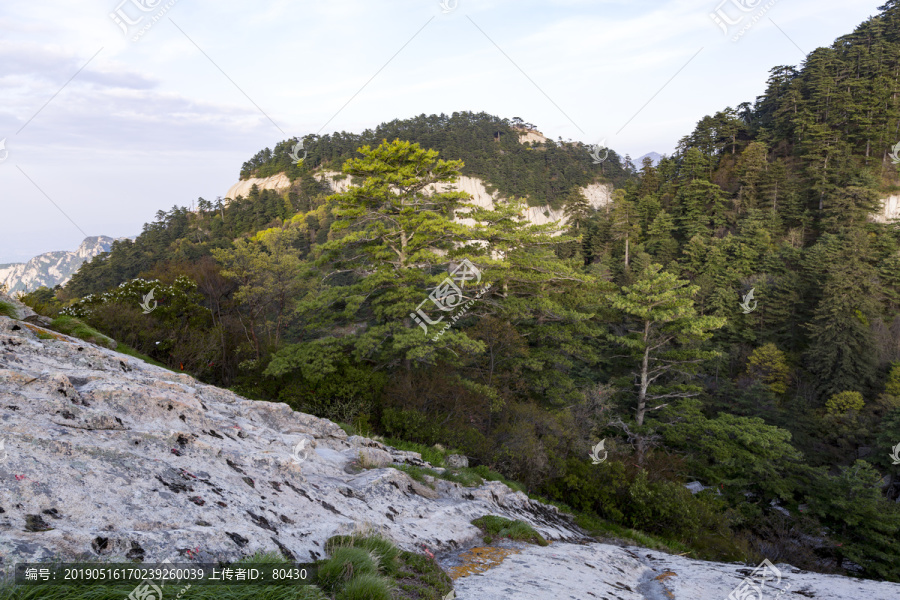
608, 263, 726, 428
805, 230, 880, 398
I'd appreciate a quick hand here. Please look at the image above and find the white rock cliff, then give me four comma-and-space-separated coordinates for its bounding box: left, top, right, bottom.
225, 172, 612, 229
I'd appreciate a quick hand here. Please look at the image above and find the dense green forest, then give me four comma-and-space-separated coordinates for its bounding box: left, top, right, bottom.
21, 1, 900, 583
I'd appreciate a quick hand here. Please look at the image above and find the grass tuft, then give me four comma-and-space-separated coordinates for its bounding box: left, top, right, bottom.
316, 546, 379, 591
0, 300, 17, 319
325, 534, 400, 576
334, 573, 393, 600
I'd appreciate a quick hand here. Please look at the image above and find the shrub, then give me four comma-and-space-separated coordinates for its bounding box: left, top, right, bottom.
278, 364, 386, 424
380, 407, 444, 443
17, 287, 64, 317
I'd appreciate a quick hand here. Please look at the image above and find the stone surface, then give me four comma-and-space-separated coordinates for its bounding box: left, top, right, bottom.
355, 447, 394, 468
874, 194, 900, 223
0, 315, 587, 574
444, 542, 900, 600
224, 173, 291, 201
446, 454, 469, 469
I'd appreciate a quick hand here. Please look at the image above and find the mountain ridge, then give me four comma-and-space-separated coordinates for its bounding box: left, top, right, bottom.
0, 236, 118, 294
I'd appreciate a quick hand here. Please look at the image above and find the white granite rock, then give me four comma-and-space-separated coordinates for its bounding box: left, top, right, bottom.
0, 315, 587, 573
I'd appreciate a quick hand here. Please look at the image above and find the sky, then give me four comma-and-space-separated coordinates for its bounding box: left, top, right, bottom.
0, 0, 886, 263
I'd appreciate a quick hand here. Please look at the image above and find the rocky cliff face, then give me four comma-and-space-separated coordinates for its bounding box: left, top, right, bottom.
224, 173, 292, 201
226, 171, 612, 229
0, 236, 117, 294
2, 301, 900, 598
874, 194, 900, 224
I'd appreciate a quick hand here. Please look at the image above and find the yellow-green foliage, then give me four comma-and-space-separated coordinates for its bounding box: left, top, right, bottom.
825, 391, 865, 415
886, 362, 900, 398
746, 343, 791, 395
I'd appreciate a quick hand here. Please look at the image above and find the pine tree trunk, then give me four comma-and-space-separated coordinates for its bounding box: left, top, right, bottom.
636, 321, 651, 426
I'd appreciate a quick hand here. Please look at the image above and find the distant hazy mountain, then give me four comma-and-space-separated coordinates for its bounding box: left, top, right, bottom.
635, 152, 663, 167
0, 236, 117, 293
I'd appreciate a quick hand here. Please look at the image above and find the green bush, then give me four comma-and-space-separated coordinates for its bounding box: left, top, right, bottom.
540, 457, 628, 522
16, 287, 64, 318
539, 457, 739, 558
278, 364, 386, 424
381, 407, 444, 443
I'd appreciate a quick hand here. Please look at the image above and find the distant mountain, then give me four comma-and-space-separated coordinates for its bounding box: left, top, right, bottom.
635, 152, 663, 167
0, 236, 117, 293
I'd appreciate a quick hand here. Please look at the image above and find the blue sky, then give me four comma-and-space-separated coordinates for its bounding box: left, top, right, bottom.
0, 0, 885, 263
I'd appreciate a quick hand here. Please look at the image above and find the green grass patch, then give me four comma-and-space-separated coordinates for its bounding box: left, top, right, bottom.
49, 316, 116, 349
321, 534, 452, 600
316, 547, 379, 591
35, 331, 55, 340
571, 512, 687, 553
334, 573, 392, 600
468, 465, 526, 493
435, 468, 484, 487
0, 300, 17, 319
325, 535, 400, 576
378, 437, 452, 467
390, 465, 437, 488
471, 515, 549, 547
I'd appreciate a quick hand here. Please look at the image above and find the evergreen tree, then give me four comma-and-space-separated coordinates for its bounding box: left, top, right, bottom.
805, 230, 880, 398
608, 263, 726, 428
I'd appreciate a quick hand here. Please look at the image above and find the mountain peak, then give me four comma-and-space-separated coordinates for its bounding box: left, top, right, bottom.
0, 236, 119, 293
